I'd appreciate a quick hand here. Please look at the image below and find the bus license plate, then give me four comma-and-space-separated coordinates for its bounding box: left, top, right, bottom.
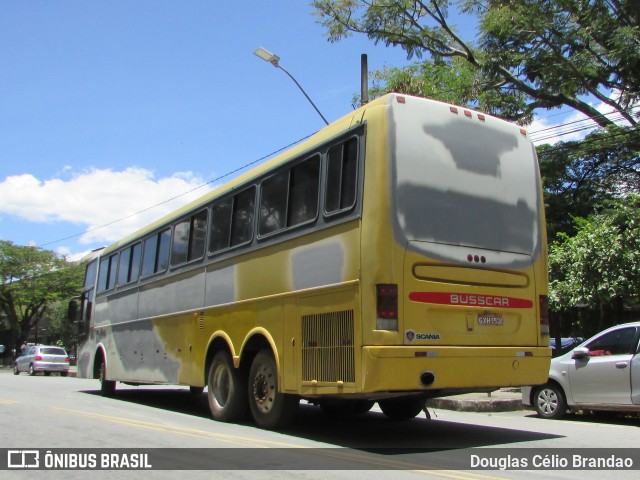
478, 313, 504, 326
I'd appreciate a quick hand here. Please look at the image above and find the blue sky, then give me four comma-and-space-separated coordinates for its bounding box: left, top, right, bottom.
0, 1, 609, 260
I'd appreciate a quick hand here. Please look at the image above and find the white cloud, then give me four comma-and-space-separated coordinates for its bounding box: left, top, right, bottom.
529, 90, 637, 146
0, 167, 213, 246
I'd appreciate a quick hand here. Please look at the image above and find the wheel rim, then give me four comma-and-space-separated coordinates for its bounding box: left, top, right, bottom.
211, 363, 231, 408
536, 388, 558, 416
252, 363, 276, 414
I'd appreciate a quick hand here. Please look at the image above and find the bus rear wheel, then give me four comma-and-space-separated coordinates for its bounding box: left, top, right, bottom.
379, 397, 425, 421
248, 350, 298, 430
207, 351, 247, 422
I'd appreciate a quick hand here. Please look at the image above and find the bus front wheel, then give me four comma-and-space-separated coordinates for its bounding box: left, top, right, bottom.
248, 350, 298, 430
99, 359, 116, 397
207, 351, 247, 422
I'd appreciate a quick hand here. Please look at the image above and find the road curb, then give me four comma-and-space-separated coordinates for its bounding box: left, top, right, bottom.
426, 396, 523, 412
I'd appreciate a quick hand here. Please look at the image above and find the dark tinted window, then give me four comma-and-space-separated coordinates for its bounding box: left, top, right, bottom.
259, 156, 320, 236
209, 198, 232, 253
117, 243, 142, 285
231, 188, 255, 246
325, 138, 358, 214
209, 188, 255, 254
586, 327, 638, 356
40, 347, 67, 356
97, 254, 118, 293
259, 170, 288, 235
289, 157, 320, 226
142, 229, 171, 277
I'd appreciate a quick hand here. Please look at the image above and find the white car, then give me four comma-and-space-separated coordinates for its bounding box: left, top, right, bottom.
522, 321, 640, 419
14, 345, 70, 377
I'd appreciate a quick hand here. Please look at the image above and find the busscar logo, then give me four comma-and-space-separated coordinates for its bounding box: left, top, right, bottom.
405, 330, 441, 342
8, 450, 40, 469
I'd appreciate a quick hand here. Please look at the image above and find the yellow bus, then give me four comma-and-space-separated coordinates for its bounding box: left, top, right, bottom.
74, 93, 550, 429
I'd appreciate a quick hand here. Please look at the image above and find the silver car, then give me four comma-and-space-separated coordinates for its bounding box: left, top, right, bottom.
523, 321, 640, 419
14, 345, 70, 376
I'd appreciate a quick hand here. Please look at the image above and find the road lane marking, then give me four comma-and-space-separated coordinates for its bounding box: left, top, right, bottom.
0, 398, 18, 405
51, 407, 301, 448
51, 407, 509, 478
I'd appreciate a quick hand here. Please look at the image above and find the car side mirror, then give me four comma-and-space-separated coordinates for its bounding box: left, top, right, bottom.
572, 347, 590, 359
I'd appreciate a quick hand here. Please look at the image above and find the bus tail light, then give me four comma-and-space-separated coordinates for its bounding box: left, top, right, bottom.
539, 295, 550, 336
376, 284, 398, 330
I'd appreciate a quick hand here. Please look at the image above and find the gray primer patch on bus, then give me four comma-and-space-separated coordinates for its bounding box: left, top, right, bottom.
291, 241, 344, 291
205, 265, 236, 307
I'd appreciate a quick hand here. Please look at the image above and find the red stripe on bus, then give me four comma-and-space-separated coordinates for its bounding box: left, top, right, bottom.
409, 292, 533, 309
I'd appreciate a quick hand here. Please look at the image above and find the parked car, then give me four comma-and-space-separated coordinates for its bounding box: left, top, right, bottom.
13, 345, 70, 376
523, 321, 640, 419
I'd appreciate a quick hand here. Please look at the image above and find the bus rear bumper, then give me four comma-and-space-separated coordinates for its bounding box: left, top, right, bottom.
361, 345, 551, 394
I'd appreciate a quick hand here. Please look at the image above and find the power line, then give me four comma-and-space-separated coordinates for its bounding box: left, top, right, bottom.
38, 133, 315, 248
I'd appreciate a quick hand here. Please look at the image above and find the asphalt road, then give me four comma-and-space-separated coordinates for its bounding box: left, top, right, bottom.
1, 370, 638, 480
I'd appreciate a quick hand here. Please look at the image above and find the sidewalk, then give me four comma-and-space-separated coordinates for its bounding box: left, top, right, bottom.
426, 388, 523, 413
2, 363, 524, 412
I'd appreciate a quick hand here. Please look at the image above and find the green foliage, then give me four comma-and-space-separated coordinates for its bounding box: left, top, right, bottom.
539, 127, 640, 240
0, 240, 84, 348
313, 0, 640, 127
548, 194, 640, 323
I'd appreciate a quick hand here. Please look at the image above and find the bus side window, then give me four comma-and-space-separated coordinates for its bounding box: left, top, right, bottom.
117, 242, 142, 285
141, 228, 171, 277
259, 155, 320, 237
325, 137, 358, 214
230, 187, 255, 246
171, 209, 208, 266
97, 253, 118, 293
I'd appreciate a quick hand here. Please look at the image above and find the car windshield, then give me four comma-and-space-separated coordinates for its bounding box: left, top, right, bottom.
40, 347, 67, 355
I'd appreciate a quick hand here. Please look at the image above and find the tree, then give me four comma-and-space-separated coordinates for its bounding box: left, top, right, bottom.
0, 241, 84, 351
538, 127, 640, 240
548, 194, 640, 334
313, 0, 640, 127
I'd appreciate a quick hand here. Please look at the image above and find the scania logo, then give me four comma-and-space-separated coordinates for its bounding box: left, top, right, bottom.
405, 330, 441, 342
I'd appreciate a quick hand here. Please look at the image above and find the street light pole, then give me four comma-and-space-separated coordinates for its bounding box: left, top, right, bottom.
254, 47, 329, 126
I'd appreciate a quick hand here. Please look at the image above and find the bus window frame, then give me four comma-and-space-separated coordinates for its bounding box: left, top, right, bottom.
170, 208, 209, 269
323, 135, 360, 219
207, 186, 257, 257
140, 227, 172, 280
257, 153, 321, 241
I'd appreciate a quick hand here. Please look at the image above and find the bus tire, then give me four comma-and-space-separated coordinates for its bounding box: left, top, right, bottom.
320, 399, 375, 416
99, 359, 116, 397
379, 397, 425, 421
207, 351, 248, 423
248, 350, 298, 430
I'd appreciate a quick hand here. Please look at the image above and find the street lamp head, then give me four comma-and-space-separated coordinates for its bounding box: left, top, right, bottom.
254, 47, 280, 68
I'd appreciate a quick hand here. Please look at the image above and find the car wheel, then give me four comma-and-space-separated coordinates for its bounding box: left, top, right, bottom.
13, 363, 19, 375
28, 364, 36, 376
44, 371, 51, 376
60, 371, 68, 377
533, 383, 567, 419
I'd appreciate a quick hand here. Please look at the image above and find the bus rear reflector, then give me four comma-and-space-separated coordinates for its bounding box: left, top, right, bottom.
376, 284, 398, 331
539, 295, 550, 336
